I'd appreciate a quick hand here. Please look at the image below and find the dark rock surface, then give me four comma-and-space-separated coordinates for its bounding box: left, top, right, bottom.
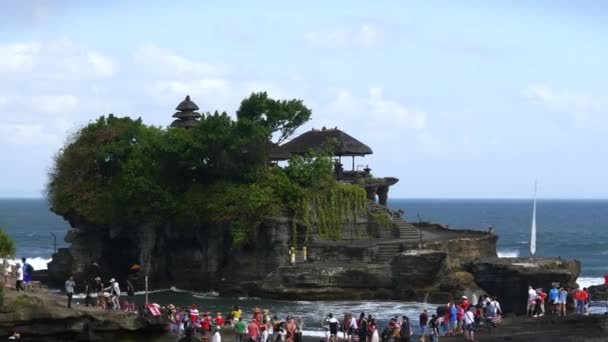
588, 284, 608, 301
0, 290, 167, 340
466, 257, 581, 315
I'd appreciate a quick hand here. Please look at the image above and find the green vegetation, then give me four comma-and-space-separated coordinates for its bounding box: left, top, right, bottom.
371, 212, 392, 226
0, 226, 16, 259
47, 92, 366, 245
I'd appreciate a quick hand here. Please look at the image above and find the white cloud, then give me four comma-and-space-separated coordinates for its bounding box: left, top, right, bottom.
319, 87, 440, 152
87, 52, 116, 77
524, 83, 608, 123
134, 45, 229, 78
0, 40, 116, 79
304, 24, 386, 49
0, 42, 40, 72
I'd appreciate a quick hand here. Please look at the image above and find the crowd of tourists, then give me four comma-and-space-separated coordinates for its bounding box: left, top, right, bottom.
526, 284, 592, 317
157, 297, 501, 342
3, 258, 34, 291
164, 304, 305, 342
62, 275, 137, 312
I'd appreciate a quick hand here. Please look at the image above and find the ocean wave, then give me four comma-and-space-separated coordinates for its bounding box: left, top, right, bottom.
6, 257, 51, 270
577, 277, 604, 289
497, 249, 519, 258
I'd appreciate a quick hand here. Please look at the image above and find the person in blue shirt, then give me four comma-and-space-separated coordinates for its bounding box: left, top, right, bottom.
549, 285, 559, 314
449, 302, 457, 335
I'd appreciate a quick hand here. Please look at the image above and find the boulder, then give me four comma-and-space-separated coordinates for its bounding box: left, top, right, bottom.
466, 257, 580, 315
588, 284, 608, 301
390, 249, 446, 287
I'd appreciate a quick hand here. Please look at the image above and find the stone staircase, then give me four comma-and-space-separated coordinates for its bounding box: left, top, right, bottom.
368, 201, 420, 241
368, 201, 421, 262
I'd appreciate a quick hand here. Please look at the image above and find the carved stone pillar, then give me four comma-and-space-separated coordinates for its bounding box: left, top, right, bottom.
377, 185, 389, 206
366, 186, 378, 202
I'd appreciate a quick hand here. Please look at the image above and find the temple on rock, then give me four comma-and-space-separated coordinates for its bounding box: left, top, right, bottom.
271, 127, 399, 206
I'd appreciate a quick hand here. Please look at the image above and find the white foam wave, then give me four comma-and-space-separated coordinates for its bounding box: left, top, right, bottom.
5, 257, 51, 270
302, 330, 328, 338
577, 277, 604, 289
497, 249, 519, 258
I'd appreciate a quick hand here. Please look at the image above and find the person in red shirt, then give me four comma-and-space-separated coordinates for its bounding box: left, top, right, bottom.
461, 296, 470, 310
215, 312, 225, 327
253, 308, 262, 325
537, 289, 547, 316
201, 313, 212, 330
189, 304, 200, 325
248, 320, 260, 342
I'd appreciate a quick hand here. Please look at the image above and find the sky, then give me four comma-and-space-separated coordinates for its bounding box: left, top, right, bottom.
0, 0, 607, 199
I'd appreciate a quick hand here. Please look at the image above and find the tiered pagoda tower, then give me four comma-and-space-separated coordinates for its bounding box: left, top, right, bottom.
170, 95, 202, 128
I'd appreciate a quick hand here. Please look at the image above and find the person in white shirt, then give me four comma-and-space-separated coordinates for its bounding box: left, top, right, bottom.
463, 307, 475, 342
527, 286, 538, 316
104, 278, 121, 310
15, 263, 23, 291
211, 326, 222, 342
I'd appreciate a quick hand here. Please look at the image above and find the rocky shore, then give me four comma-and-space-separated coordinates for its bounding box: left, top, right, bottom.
0, 286, 167, 340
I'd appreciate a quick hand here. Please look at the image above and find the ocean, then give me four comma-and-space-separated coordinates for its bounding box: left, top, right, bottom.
0, 198, 606, 336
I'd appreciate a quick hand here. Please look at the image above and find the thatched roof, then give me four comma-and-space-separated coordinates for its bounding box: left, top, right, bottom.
268, 142, 291, 161
279, 128, 373, 157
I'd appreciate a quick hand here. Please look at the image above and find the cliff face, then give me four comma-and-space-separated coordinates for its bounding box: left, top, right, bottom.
48, 214, 293, 291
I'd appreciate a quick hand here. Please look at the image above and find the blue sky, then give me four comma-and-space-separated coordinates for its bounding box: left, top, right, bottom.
1, 0, 607, 198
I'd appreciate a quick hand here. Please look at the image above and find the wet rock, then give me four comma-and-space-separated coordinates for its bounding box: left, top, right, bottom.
466, 257, 580, 315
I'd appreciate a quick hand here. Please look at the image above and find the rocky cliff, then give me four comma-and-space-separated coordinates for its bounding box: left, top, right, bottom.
47, 203, 581, 314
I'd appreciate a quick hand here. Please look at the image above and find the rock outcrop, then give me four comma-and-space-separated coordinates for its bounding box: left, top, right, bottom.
0, 290, 167, 340
466, 257, 581, 315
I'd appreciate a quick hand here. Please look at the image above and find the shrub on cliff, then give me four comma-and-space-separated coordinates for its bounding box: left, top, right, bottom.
0, 226, 16, 259
46, 92, 365, 245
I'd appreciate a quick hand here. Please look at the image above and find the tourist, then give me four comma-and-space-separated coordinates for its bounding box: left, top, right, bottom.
461, 296, 470, 310
261, 309, 271, 342
126, 279, 136, 312
104, 278, 121, 310
235, 317, 246, 342
527, 286, 537, 317
483, 301, 495, 334
388, 316, 400, 341
463, 307, 475, 342
212, 326, 222, 342
216, 312, 226, 328
536, 288, 546, 316
368, 317, 379, 342
15, 262, 23, 291
189, 304, 200, 324
253, 307, 263, 325
549, 285, 559, 314
357, 312, 368, 342
326, 314, 339, 342
583, 288, 591, 315
456, 304, 464, 335
84, 278, 94, 307
419, 309, 428, 337
286, 317, 297, 342
232, 305, 243, 323
448, 303, 457, 336
3, 259, 11, 287
205, 312, 214, 336
573, 287, 586, 315
428, 314, 439, 342
399, 316, 411, 342
274, 321, 287, 342
558, 287, 568, 316
21, 258, 32, 288
94, 277, 105, 309
65, 276, 75, 308
248, 318, 260, 342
